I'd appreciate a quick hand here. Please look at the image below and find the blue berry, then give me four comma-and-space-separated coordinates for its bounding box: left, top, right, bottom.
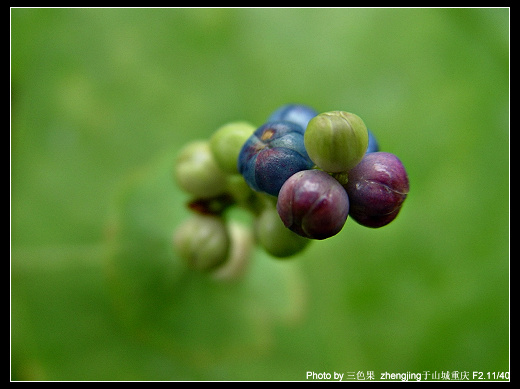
366, 129, 380, 153
267, 104, 318, 131
344, 152, 409, 228
237, 121, 314, 196
277, 169, 350, 240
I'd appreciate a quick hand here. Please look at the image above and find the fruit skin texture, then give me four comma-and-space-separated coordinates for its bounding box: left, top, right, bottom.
209, 121, 256, 174
277, 169, 350, 240
237, 121, 314, 196
344, 152, 409, 228
267, 103, 318, 131
174, 141, 228, 198
304, 111, 368, 173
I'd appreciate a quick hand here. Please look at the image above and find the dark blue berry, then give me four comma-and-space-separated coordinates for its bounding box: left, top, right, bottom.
366, 129, 380, 153
237, 121, 314, 196
267, 104, 318, 131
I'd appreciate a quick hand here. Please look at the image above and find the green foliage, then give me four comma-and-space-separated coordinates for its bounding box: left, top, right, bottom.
11, 8, 509, 380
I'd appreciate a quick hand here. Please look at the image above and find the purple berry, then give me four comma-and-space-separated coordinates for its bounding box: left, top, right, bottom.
237, 121, 314, 196
277, 169, 350, 240
344, 152, 409, 228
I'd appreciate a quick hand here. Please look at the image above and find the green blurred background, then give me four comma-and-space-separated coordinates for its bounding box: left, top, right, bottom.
11, 8, 509, 381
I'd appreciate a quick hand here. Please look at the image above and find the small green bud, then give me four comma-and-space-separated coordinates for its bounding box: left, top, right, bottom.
255, 205, 310, 258
209, 121, 256, 174
174, 141, 228, 198
173, 214, 230, 271
225, 173, 256, 208
304, 111, 368, 173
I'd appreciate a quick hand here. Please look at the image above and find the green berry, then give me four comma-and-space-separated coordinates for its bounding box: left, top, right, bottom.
255, 205, 310, 258
225, 173, 253, 202
212, 221, 254, 281
304, 111, 368, 173
173, 214, 230, 271
174, 140, 228, 198
209, 121, 256, 174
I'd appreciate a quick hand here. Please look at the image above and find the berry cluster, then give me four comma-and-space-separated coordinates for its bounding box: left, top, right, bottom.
173, 104, 409, 278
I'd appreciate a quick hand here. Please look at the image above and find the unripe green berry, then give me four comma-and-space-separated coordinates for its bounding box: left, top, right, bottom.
255, 205, 310, 258
209, 121, 256, 174
173, 214, 230, 271
212, 221, 254, 281
304, 111, 368, 173
174, 141, 228, 198
225, 173, 253, 202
